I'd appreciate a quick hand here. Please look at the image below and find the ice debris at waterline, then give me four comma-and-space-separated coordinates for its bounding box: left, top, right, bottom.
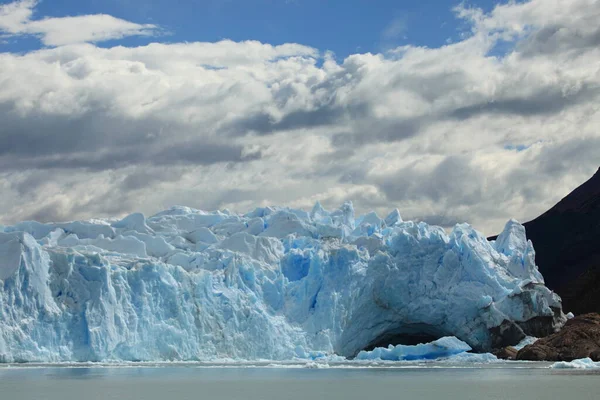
356, 337, 473, 361
550, 358, 600, 369
0, 202, 566, 363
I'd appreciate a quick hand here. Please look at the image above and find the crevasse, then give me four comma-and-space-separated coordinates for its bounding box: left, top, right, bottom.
0, 202, 565, 362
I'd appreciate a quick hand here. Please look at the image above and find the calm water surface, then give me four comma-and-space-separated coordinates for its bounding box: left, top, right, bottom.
0, 363, 598, 400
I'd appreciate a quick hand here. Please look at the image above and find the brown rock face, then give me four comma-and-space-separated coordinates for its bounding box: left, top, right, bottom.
493, 346, 518, 360
517, 313, 600, 361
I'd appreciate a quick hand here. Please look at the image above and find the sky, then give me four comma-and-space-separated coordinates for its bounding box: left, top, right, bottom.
0, 0, 598, 235
1, 0, 503, 55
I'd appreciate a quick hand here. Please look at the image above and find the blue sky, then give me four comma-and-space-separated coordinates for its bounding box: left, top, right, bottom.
3, 0, 504, 55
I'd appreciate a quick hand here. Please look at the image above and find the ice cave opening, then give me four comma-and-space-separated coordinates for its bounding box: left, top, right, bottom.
356, 323, 449, 356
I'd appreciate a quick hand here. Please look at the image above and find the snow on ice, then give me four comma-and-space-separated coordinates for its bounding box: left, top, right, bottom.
0, 202, 565, 362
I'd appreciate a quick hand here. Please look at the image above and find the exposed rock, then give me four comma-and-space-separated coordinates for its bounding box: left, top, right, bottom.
517, 307, 565, 338
493, 346, 518, 360
517, 313, 600, 361
490, 320, 526, 349
488, 300, 565, 350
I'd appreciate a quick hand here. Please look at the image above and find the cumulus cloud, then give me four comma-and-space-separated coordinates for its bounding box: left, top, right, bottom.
0, 0, 157, 46
0, 0, 598, 236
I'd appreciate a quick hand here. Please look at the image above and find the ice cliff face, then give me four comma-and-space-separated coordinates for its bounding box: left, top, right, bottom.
0, 203, 565, 362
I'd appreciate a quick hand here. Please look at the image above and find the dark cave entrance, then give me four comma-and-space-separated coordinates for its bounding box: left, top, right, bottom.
358, 323, 447, 354
363, 332, 441, 351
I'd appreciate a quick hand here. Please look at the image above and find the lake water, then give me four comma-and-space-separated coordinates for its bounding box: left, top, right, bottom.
1, 362, 598, 400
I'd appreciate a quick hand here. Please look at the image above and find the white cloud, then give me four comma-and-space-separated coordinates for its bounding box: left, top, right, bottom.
382, 16, 408, 40
0, 0, 35, 32
0, 0, 598, 235
0, 0, 157, 46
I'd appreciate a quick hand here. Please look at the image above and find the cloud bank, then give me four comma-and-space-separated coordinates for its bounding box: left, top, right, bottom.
0, 0, 598, 235
0, 0, 157, 46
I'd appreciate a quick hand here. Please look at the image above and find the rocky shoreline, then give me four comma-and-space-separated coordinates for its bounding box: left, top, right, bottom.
517, 313, 600, 361
493, 313, 600, 362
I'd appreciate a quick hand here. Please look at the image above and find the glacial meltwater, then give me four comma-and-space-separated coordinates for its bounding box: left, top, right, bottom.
1, 363, 598, 400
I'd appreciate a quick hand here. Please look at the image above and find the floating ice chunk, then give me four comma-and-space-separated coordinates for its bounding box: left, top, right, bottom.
356, 337, 472, 361
441, 352, 499, 363
550, 358, 600, 369
294, 346, 341, 361
304, 361, 330, 368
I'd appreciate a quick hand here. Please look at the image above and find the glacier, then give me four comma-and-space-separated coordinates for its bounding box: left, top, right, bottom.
0, 202, 566, 363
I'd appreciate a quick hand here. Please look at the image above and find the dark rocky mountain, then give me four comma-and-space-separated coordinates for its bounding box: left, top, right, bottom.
491, 168, 600, 315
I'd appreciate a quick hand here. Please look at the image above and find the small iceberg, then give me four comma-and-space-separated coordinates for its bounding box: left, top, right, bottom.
356, 337, 474, 361
550, 358, 600, 369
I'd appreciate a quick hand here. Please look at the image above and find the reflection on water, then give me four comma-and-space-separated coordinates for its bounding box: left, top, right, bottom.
0, 364, 599, 400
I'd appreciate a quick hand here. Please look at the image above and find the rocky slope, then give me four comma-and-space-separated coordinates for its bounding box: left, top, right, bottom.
517, 314, 600, 361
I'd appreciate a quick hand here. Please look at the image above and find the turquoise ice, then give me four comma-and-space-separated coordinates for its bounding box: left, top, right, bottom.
0, 202, 565, 362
